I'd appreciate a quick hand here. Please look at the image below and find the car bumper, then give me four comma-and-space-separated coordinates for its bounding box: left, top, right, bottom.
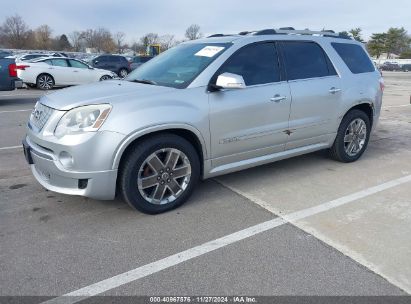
23, 133, 121, 200
14, 79, 23, 89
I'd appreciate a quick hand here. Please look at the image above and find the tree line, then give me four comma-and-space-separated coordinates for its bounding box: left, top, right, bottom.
339, 27, 411, 59
0, 14, 203, 54
0, 14, 410, 59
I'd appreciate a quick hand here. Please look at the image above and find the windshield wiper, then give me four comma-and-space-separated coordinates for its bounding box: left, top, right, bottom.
130, 79, 157, 85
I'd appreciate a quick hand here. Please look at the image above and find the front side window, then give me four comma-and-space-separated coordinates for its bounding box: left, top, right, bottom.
69, 59, 88, 69
51, 59, 69, 67
332, 43, 375, 74
126, 42, 231, 89
281, 41, 331, 80
217, 42, 280, 86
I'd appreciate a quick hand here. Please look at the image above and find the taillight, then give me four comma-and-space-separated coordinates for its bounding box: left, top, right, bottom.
16, 65, 30, 70
8, 63, 17, 77
8, 64, 29, 77
379, 78, 385, 92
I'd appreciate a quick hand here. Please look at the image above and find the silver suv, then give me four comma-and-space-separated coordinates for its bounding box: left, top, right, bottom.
23, 28, 383, 214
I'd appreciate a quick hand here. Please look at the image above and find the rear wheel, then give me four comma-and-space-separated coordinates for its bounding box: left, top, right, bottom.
36, 74, 54, 90
118, 68, 128, 78
119, 134, 200, 214
330, 109, 371, 163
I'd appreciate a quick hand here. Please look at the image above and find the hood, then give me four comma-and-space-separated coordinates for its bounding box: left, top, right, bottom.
40, 80, 175, 111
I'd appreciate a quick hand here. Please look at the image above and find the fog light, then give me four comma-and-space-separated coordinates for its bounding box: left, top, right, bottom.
59, 151, 74, 168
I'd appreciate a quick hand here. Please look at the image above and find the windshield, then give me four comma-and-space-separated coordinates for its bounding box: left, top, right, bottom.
126, 42, 231, 89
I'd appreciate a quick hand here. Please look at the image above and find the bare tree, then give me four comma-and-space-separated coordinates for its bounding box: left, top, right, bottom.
69, 31, 83, 52
140, 33, 159, 47
0, 14, 29, 48
115, 31, 125, 53
159, 34, 176, 51
35, 24, 53, 49
81, 28, 116, 53
185, 24, 202, 40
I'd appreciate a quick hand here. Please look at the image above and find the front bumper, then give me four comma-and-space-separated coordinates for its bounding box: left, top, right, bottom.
23, 133, 122, 200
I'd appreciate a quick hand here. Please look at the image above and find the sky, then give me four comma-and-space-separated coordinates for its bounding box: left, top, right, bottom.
1, 0, 410, 43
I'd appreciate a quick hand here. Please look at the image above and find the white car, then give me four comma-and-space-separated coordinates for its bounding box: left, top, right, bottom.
16, 57, 117, 90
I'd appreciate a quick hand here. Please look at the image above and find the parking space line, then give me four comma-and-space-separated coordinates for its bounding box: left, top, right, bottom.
42, 174, 411, 304
0, 145, 22, 151
0, 109, 31, 114
382, 104, 411, 109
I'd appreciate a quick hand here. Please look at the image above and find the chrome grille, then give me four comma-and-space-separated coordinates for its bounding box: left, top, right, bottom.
29, 102, 54, 132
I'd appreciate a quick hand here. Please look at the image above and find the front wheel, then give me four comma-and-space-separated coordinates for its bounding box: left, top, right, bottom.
330, 109, 371, 163
119, 134, 200, 214
100, 75, 112, 81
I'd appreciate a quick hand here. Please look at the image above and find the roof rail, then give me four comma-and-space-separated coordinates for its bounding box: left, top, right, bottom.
254, 29, 277, 36
273, 29, 340, 37
207, 34, 226, 38
207, 28, 352, 40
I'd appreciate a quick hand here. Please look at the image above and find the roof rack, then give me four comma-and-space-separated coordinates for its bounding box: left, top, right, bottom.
207, 28, 351, 40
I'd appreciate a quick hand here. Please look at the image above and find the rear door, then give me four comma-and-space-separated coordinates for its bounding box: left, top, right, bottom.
209, 42, 291, 167
280, 41, 342, 150
48, 59, 71, 85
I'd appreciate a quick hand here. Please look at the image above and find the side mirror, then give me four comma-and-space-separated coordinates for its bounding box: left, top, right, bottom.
215, 72, 246, 89
94, 60, 99, 64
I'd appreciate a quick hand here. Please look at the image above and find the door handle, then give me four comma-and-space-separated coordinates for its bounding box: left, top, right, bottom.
73, 70, 79, 72
329, 87, 341, 94
270, 95, 287, 102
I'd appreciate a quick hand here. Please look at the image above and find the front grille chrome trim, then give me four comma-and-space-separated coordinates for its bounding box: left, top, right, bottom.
29, 103, 54, 132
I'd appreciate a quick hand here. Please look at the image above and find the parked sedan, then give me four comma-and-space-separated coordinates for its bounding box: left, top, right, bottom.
16, 57, 116, 90
380, 62, 402, 71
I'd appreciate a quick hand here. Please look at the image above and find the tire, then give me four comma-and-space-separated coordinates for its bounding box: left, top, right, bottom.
100, 75, 112, 81
329, 109, 371, 163
36, 74, 54, 90
118, 68, 128, 78
119, 134, 200, 214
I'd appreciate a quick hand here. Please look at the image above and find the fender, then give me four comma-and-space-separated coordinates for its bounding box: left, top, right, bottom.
111, 123, 208, 170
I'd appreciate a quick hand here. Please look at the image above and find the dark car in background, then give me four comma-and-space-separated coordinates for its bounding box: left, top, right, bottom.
130, 55, 153, 71
401, 64, 411, 72
380, 62, 402, 71
91, 55, 130, 78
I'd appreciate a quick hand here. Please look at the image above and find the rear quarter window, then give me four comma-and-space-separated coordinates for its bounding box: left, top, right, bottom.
331, 43, 375, 74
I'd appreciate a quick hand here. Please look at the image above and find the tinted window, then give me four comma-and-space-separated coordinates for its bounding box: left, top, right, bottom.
332, 43, 375, 74
51, 59, 68, 67
43, 59, 53, 65
282, 42, 330, 80
218, 43, 280, 86
96, 56, 107, 63
69, 59, 88, 68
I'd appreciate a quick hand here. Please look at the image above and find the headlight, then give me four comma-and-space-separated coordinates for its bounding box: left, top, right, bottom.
54, 104, 112, 138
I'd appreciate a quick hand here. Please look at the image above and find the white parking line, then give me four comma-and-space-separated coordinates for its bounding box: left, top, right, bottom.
0, 109, 31, 114
42, 174, 411, 304
383, 104, 411, 109
0, 145, 22, 151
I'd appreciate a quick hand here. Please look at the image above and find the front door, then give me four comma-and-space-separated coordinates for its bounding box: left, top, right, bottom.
209, 42, 291, 168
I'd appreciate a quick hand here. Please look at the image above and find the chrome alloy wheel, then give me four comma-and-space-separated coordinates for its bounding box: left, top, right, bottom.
38, 75, 53, 89
119, 69, 128, 78
137, 148, 192, 205
100, 75, 111, 81
344, 118, 367, 157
